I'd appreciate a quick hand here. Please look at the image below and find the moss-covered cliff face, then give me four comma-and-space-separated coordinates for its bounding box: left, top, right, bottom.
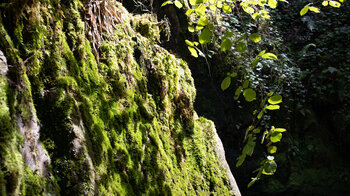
0, 0, 239, 195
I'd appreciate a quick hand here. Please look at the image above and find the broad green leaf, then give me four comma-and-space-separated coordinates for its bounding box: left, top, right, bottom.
195, 4, 207, 16
262, 161, 277, 175
198, 17, 209, 26
329, 1, 341, 7
268, 95, 282, 104
188, 26, 195, 32
267, 91, 274, 96
208, 24, 215, 30
270, 132, 282, 143
217, 0, 223, 8
234, 86, 243, 100
189, 0, 196, 5
266, 105, 280, 110
243, 140, 256, 156
267, 146, 277, 154
252, 12, 259, 20
251, 57, 259, 68
236, 42, 246, 52
222, 3, 232, 13
188, 47, 198, 57
300, 6, 309, 16
193, 41, 199, 46
209, 5, 217, 11
196, 0, 204, 4
199, 29, 212, 44
322, 0, 328, 6
244, 6, 254, 14
243, 80, 249, 89
243, 88, 256, 102
196, 25, 204, 30
221, 38, 232, 52
185, 40, 194, 47
229, 72, 238, 77
236, 154, 246, 167
339, 0, 344, 3
261, 53, 277, 60
309, 6, 320, 13
268, 0, 278, 8
161, 1, 173, 7
224, 31, 234, 38
258, 50, 266, 56
274, 128, 286, 132
174, 1, 183, 8
253, 128, 261, 133
221, 77, 231, 90
249, 33, 262, 43
186, 9, 194, 15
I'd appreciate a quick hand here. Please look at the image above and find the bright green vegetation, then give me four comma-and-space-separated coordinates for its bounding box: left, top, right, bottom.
0, 0, 234, 195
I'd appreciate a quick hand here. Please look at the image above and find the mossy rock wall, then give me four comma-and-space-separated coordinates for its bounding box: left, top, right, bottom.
0, 0, 239, 195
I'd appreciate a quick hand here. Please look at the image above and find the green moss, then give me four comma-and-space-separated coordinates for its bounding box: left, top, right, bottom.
0, 0, 234, 195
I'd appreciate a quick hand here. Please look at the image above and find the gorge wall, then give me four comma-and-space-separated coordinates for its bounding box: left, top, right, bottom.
0, 0, 240, 195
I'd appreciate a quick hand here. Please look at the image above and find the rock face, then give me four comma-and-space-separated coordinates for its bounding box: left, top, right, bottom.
0, 0, 240, 195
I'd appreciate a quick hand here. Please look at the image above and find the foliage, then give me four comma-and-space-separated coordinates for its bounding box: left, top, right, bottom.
162, 0, 346, 188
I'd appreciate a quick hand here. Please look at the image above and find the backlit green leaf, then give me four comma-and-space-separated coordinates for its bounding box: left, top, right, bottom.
236, 42, 246, 52
270, 132, 282, 143
262, 160, 277, 175
300, 6, 309, 16
221, 77, 231, 91
266, 105, 280, 110
186, 9, 194, 15
221, 38, 232, 52
185, 40, 194, 47
188, 47, 198, 57
174, 1, 183, 8
268, 95, 282, 104
322, 0, 328, 6
249, 33, 262, 43
195, 4, 206, 16
222, 3, 232, 13
267, 146, 277, 154
198, 17, 209, 26
329, 1, 341, 7
199, 29, 212, 44
258, 50, 266, 56
261, 53, 277, 60
189, 0, 196, 5
309, 6, 320, 13
274, 128, 286, 132
161, 1, 173, 7
188, 26, 195, 32
243, 88, 256, 102
196, 25, 204, 30
268, 0, 278, 8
